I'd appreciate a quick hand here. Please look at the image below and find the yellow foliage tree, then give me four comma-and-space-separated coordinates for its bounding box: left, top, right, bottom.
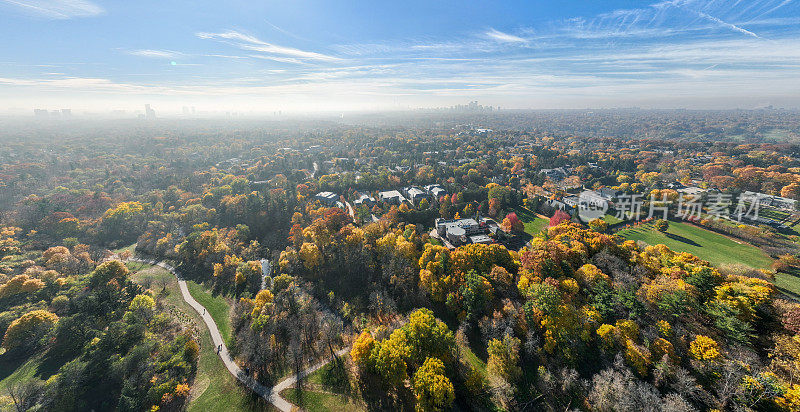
2, 309, 58, 351
299, 242, 322, 270
0, 274, 44, 300
689, 335, 721, 363
412, 357, 455, 412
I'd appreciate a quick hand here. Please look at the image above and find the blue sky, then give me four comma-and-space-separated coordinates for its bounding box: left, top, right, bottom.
1, 0, 800, 112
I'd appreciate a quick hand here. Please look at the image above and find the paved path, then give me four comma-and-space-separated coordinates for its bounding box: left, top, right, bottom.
130, 258, 348, 412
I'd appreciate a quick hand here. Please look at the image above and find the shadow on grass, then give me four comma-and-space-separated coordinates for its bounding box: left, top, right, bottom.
777, 268, 800, 302
318, 360, 354, 397
665, 232, 702, 247
778, 287, 800, 302
0, 349, 69, 383
35, 351, 71, 380
0, 353, 28, 381
503, 232, 533, 251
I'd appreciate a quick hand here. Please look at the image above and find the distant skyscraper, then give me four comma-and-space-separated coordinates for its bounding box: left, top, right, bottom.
34, 109, 48, 118
144, 104, 156, 119
182, 106, 189, 115
61, 109, 71, 116
191, 106, 195, 114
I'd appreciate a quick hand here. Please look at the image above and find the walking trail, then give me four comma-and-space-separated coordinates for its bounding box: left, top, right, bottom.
130, 258, 348, 412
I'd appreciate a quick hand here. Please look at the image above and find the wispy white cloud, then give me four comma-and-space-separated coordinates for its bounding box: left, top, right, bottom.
695, 11, 761, 38
552, 0, 792, 39
128, 49, 184, 58
485, 28, 527, 43
248, 55, 305, 65
1, 0, 103, 19
196, 30, 340, 62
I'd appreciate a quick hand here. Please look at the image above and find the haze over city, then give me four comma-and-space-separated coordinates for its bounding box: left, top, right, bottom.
2, 0, 800, 113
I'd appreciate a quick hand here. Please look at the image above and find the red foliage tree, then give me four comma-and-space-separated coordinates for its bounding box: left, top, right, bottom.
323, 207, 352, 231
502, 212, 524, 233
549, 209, 570, 227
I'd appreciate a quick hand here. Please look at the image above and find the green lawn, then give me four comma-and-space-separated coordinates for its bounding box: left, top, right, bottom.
514, 206, 549, 235
602, 214, 624, 225
282, 388, 365, 412
129, 266, 271, 412
0, 352, 47, 395
126, 260, 154, 272
112, 243, 137, 254
775, 268, 800, 301
281, 356, 365, 412
758, 207, 790, 221
617, 221, 773, 269
186, 281, 233, 345
460, 343, 487, 375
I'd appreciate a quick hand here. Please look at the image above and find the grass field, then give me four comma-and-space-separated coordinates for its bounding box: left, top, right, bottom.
775, 268, 800, 301
282, 387, 365, 412
112, 243, 137, 254
0, 351, 64, 397
185, 281, 233, 345
514, 206, 549, 235
282, 358, 365, 412
603, 214, 624, 225
460, 343, 487, 375
129, 266, 272, 412
758, 207, 790, 221
617, 221, 773, 269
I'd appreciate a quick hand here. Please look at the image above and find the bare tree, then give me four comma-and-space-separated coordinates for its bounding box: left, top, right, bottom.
8, 380, 43, 412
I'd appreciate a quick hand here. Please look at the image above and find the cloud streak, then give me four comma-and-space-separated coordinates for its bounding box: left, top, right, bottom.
485, 28, 527, 43
695, 11, 761, 38
1, 0, 103, 19
196, 30, 340, 62
128, 49, 184, 58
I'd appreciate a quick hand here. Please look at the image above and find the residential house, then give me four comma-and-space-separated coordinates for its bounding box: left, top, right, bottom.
353, 192, 376, 207
424, 184, 448, 199
404, 186, 430, 206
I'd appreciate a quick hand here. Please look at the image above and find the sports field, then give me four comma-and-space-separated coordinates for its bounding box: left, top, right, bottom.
617, 221, 772, 269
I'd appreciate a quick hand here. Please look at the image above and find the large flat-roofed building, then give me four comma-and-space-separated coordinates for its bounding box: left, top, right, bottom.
563, 196, 579, 208
435, 218, 484, 245
597, 188, 622, 201
469, 234, 493, 244
677, 186, 707, 196
378, 190, 407, 205
314, 191, 339, 206
741, 191, 797, 211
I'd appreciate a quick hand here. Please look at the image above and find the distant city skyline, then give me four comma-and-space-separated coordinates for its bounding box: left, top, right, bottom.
2, 0, 800, 112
